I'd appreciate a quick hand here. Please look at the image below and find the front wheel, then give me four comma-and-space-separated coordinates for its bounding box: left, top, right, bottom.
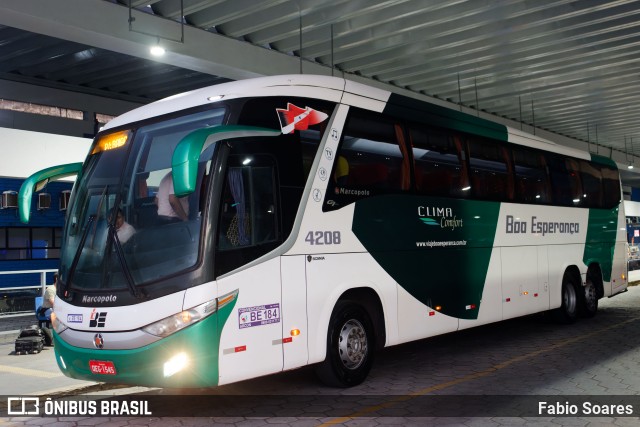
315, 302, 375, 387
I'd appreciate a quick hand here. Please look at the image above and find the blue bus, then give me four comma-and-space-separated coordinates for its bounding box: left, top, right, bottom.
0, 127, 89, 311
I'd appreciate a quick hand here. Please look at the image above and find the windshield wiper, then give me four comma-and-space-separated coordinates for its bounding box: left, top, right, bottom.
64, 214, 96, 294
89, 185, 109, 249
109, 224, 144, 299
64, 186, 108, 295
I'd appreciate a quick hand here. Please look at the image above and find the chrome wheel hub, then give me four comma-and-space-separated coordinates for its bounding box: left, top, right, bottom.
338, 319, 367, 370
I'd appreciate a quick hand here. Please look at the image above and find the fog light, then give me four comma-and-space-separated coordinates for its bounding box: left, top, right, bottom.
164, 352, 189, 377
59, 355, 67, 370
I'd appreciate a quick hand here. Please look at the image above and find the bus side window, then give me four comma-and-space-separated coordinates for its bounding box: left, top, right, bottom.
547, 154, 583, 206
218, 167, 251, 248
602, 166, 621, 208
566, 158, 583, 206
216, 155, 278, 276
325, 109, 409, 210
579, 160, 603, 208
512, 147, 551, 204
410, 126, 469, 198
466, 137, 511, 201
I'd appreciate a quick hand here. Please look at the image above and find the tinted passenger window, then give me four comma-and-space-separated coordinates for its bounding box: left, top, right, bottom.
601, 166, 621, 209
512, 147, 550, 204
325, 110, 410, 210
548, 155, 583, 206
410, 126, 469, 198
580, 160, 603, 208
467, 138, 513, 201
216, 154, 279, 276
218, 157, 278, 250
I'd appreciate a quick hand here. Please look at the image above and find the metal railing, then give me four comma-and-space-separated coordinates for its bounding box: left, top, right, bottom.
0, 269, 57, 314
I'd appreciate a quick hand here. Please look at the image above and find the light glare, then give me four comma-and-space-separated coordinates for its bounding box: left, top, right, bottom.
150, 45, 166, 56
164, 352, 189, 377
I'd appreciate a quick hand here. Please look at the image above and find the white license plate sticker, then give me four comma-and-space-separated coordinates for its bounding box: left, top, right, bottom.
238, 303, 280, 329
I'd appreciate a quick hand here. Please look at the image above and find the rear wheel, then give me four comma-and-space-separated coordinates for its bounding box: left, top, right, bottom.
315, 302, 375, 387
553, 271, 578, 323
579, 274, 598, 318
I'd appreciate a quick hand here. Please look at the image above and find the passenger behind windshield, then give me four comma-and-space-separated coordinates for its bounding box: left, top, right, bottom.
109, 207, 135, 245
156, 172, 189, 223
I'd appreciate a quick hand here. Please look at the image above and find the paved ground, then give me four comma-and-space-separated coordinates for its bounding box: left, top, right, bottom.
2, 287, 640, 426
0, 312, 37, 337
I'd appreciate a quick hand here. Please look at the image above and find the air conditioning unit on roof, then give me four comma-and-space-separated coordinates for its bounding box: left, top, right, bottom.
38, 193, 51, 210
1, 191, 18, 209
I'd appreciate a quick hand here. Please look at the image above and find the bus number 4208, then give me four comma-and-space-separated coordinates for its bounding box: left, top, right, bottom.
305, 231, 341, 245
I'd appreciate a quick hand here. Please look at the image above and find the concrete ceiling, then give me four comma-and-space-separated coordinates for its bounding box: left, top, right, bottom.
3, 0, 640, 185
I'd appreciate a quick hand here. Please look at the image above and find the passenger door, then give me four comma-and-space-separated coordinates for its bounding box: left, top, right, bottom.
215, 154, 284, 385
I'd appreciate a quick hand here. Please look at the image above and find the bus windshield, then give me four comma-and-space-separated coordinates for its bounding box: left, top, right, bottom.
60, 108, 226, 292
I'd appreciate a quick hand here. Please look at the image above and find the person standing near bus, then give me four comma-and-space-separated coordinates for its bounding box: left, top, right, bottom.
38, 273, 57, 318
156, 172, 189, 222
36, 273, 57, 345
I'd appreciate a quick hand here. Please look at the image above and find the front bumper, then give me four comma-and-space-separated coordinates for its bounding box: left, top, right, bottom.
53, 312, 222, 388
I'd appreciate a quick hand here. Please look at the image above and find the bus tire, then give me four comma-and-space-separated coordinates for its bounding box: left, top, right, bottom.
579, 274, 598, 318
553, 271, 579, 324
315, 301, 375, 388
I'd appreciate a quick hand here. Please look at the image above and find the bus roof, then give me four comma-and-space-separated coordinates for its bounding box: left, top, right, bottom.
101, 74, 603, 165
103, 75, 390, 131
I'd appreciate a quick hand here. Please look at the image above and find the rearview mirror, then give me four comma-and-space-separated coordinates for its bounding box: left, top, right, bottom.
19, 163, 83, 223
172, 125, 280, 197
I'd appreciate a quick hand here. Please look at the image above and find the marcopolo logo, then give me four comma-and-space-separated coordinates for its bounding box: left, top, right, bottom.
82, 294, 117, 304
418, 206, 464, 230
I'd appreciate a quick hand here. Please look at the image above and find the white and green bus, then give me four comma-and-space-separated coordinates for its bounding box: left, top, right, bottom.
19, 75, 628, 388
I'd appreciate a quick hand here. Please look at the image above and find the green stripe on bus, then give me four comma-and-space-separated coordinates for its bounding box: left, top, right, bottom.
583, 207, 619, 282
384, 93, 509, 142
589, 153, 617, 169
583, 152, 620, 281
352, 195, 500, 320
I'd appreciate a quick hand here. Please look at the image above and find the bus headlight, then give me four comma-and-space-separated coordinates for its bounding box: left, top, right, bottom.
51, 312, 68, 334
142, 289, 238, 338
142, 301, 212, 338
